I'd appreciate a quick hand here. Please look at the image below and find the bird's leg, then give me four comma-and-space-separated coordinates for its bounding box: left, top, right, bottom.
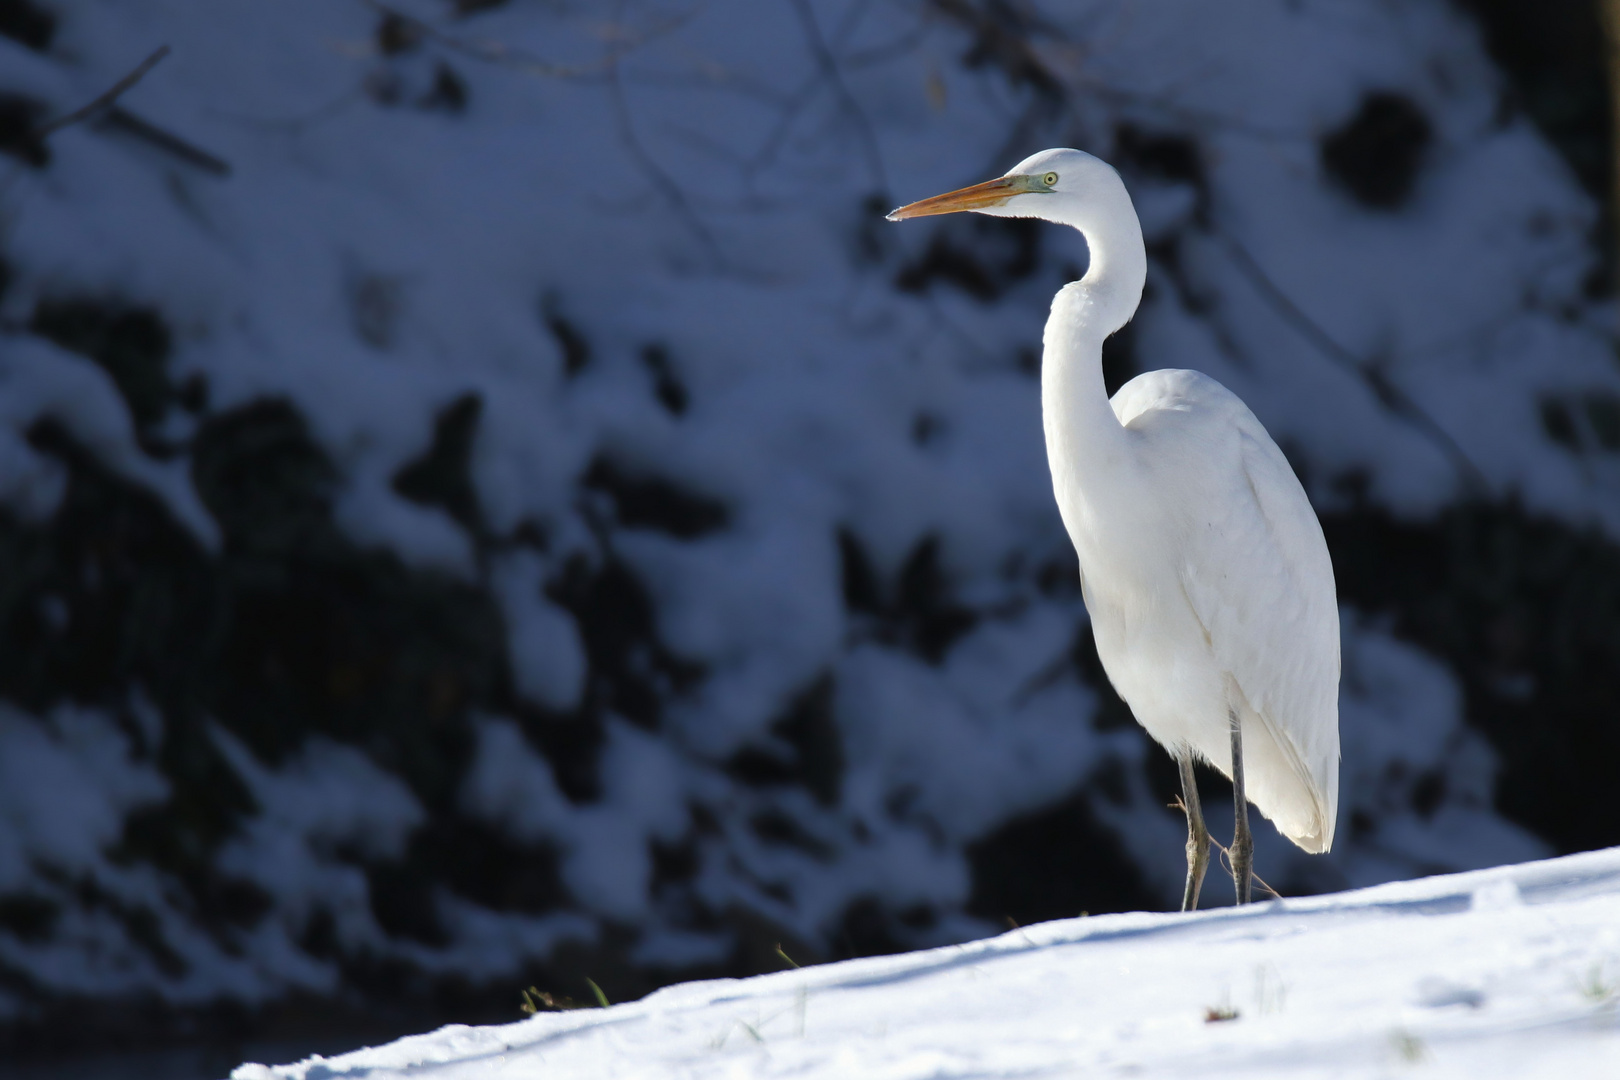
1179, 754, 1209, 912
1229, 709, 1254, 905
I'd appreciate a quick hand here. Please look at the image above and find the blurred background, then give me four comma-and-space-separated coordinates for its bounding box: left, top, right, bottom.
1, 0, 1618, 1075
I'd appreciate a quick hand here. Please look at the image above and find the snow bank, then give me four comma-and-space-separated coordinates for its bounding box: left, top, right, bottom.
232, 847, 1620, 1079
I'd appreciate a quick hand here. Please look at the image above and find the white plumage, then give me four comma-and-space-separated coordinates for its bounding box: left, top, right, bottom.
1096, 369, 1339, 853
891, 147, 1339, 907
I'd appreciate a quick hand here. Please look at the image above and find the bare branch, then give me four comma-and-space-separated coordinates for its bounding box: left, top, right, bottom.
929, 0, 1064, 100
1207, 831, 1283, 901
744, 1, 903, 186
606, 41, 723, 269
787, 0, 888, 194
102, 107, 231, 175
34, 45, 171, 139
1213, 228, 1488, 495
362, 0, 684, 81
744, 70, 831, 179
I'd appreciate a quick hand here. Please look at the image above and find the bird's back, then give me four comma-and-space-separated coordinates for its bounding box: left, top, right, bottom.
1091, 369, 1340, 853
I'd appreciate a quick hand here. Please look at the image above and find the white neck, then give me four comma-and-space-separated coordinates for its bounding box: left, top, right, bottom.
1039, 180, 1147, 537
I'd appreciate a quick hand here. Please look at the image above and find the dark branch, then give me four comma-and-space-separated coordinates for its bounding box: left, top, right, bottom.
102, 107, 231, 176
362, 0, 686, 81
1214, 228, 1489, 496
364, 0, 580, 78
787, 0, 888, 194
606, 52, 723, 269
34, 45, 171, 139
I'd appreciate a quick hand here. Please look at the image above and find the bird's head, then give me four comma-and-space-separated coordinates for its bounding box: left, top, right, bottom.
886, 148, 1121, 226
888, 147, 1145, 330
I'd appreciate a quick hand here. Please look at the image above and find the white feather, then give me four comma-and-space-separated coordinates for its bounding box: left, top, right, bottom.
1107, 369, 1340, 851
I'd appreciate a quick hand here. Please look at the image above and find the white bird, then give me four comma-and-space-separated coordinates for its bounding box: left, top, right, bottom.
889, 149, 1339, 910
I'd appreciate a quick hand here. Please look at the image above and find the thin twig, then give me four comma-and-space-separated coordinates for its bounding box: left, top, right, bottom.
842, 22, 930, 70
1214, 228, 1489, 496
742, 3, 880, 181
1079, 77, 1310, 142
787, 0, 888, 194
358, 0, 720, 264
207, 88, 362, 134
28, 45, 231, 176
605, 0, 722, 268
932, 0, 1305, 143
929, 0, 1064, 100
618, 68, 795, 110
744, 70, 828, 179
1011, 645, 1073, 707
1169, 794, 1281, 902
102, 107, 231, 175
363, 0, 582, 77
34, 45, 171, 139
362, 0, 684, 81
1208, 832, 1283, 901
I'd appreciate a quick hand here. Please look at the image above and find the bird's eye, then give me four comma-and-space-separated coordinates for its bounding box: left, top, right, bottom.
1042, 172, 1059, 187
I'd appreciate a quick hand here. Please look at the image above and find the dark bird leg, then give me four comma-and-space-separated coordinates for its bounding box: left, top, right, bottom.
1179, 753, 1210, 912
1229, 709, 1254, 905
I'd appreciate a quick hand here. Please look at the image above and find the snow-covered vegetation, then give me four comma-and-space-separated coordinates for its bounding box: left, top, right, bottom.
0, 0, 1616, 1057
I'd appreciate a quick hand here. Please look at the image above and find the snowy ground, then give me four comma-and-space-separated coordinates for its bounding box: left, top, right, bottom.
232, 847, 1620, 1079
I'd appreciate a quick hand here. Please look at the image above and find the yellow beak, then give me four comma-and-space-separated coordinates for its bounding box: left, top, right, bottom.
886, 175, 1033, 221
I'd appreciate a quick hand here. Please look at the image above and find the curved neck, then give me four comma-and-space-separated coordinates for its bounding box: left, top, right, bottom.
1070, 189, 1148, 339
1040, 188, 1147, 533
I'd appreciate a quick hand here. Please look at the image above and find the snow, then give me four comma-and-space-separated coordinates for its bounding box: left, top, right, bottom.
213, 730, 427, 956
0, 336, 217, 541
491, 551, 587, 710
0, 0, 1605, 1028
231, 847, 1620, 1079
0, 702, 167, 893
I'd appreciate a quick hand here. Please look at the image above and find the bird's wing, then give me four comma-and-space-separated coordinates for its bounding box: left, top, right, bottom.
1121, 370, 1341, 850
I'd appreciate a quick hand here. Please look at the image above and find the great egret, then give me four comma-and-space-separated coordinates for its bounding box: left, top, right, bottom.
889, 149, 1339, 910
